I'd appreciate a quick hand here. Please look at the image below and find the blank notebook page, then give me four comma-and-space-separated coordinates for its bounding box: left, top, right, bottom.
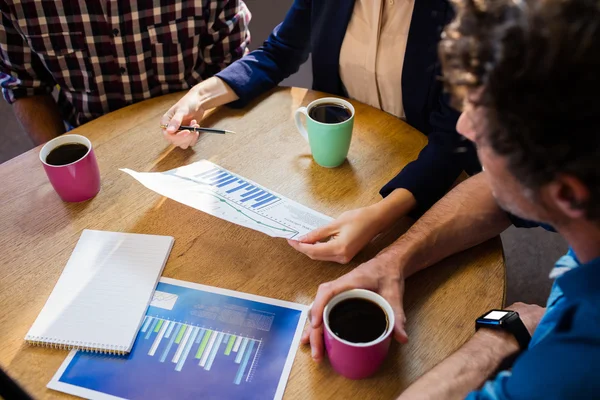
25, 230, 174, 354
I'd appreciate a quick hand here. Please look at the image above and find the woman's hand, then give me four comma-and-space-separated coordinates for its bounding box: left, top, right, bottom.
288, 206, 387, 264
288, 189, 417, 263
160, 77, 239, 149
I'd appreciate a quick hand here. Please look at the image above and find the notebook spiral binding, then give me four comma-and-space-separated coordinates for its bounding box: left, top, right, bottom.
25, 336, 128, 355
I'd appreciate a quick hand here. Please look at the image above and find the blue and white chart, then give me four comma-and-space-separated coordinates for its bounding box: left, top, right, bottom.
121, 160, 333, 239
48, 277, 308, 400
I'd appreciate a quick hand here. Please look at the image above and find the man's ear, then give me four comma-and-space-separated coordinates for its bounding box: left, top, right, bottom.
546, 174, 590, 219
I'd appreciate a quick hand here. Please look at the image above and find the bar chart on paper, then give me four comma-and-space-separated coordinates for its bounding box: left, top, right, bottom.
121, 160, 333, 239
139, 315, 262, 385
49, 278, 307, 400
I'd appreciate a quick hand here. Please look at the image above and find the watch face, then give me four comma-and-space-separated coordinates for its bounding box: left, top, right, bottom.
484, 311, 509, 320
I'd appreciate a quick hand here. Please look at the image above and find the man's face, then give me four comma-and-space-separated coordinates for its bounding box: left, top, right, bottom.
456, 100, 548, 222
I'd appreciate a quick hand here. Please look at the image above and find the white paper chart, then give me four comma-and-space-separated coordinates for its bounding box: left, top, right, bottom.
121, 160, 333, 239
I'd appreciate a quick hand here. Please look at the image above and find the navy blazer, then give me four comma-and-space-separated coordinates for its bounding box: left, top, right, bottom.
216, 0, 480, 216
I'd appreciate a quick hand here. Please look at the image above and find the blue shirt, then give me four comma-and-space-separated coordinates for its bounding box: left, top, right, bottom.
467, 250, 600, 399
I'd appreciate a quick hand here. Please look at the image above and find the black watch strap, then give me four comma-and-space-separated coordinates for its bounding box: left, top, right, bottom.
476, 310, 531, 351
504, 312, 531, 350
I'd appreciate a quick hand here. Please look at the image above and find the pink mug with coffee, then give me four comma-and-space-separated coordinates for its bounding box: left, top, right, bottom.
39, 134, 101, 202
323, 289, 395, 380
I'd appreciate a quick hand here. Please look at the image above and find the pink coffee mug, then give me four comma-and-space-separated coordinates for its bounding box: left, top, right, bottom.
323, 289, 395, 380
39, 134, 101, 202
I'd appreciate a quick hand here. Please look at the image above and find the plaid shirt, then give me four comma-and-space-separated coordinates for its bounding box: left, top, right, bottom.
0, 0, 250, 127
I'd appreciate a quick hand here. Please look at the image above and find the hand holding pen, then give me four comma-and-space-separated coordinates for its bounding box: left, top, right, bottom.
160, 119, 235, 150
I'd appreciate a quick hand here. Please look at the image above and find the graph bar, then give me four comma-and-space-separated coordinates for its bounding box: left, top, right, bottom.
175, 327, 199, 372
148, 320, 170, 356
140, 315, 262, 384
173, 325, 193, 363
252, 195, 278, 208
141, 316, 153, 333
246, 340, 262, 382
195, 329, 212, 360
216, 177, 238, 187
160, 322, 181, 363
225, 335, 236, 356
234, 340, 255, 385
253, 193, 272, 202
209, 172, 229, 182
200, 331, 218, 367
146, 318, 159, 339
165, 320, 176, 339
235, 338, 249, 364
195, 328, 206, 344
240, 188, 260, 197
240, 190, 265, 202
205, 332, 224, 371
175, 324, 187, 344
226, 182, 248, 193
233, 336, 243, 352
213, 174, 235, 185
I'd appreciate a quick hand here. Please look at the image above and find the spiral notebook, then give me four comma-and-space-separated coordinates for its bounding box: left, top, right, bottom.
25, 230, 174, 355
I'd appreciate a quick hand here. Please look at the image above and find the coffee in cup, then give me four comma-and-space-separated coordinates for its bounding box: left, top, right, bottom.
40, 134, 101, 202
294, 97, 355, 168
45, 143, 89, 166
323, 289, 395, 380
328, 297, 388, 343
308, 103, 352, 124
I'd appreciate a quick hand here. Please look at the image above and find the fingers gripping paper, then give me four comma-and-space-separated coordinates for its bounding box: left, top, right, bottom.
121, 160, 333, 239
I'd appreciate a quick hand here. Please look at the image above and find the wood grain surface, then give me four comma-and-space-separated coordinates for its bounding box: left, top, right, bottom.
0, 87, 505, 399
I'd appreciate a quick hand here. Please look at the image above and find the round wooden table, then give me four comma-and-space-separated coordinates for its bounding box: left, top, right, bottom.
0, 87, 505, 399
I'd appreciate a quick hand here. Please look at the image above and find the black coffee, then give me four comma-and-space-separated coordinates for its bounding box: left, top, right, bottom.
328, 298, 388, 343
308, 103, 352, 124
46, 143, 89, 166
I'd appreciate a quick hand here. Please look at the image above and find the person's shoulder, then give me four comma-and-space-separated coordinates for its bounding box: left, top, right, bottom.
505, 328, 600, 399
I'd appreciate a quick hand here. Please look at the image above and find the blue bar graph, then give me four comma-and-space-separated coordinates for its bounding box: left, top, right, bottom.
176, 166, 288, 226
176, 327, 200, 372
205, 332, 224, 371
195, 328, 205, 344
165, 320, 176, 338
217, 177, 238, 187
160, 322, 181, 363
141, 316, 153, 332
226, 182, 248, 193
240, 188, 261, 197
209, 172, 229, 182
235, 338, 249, 364
145, 318, 159, 339
252, 195, 277, 208
234, 340, 256, 385
214, 175, 236, 186
240, 191, 266, 202
142, 317, 260, 385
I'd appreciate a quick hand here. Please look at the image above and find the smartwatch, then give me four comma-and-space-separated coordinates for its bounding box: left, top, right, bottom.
476, 310, 531, 351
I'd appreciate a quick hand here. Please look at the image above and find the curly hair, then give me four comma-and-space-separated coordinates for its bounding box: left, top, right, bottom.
439, 0, 600, 220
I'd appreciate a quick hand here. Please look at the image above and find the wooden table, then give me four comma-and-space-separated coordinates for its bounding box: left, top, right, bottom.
0, 87, 505, 399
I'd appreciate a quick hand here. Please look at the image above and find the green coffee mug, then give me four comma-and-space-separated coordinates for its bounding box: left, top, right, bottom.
294, 97, 355, 168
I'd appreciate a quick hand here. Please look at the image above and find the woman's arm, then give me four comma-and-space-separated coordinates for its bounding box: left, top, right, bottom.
289, 92, 477, 263
214, 0, 312, 107
161, 0, 313, 147
381, 92, 479, 217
